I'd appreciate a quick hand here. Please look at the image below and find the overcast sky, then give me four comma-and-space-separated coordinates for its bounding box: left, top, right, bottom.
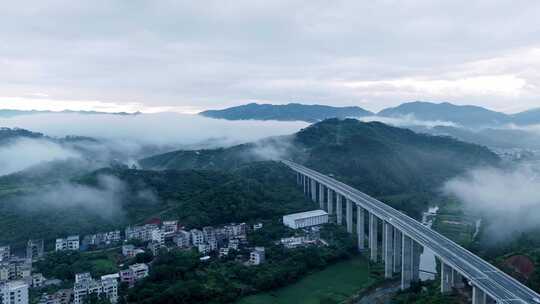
1, 1, 539, 114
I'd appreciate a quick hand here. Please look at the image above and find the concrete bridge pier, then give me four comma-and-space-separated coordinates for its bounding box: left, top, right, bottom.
369, 213, 378, 262
412, 242, 421, 283
319, 184, 325, 210
384, 222, 394, 278
346, 199, 353, 233
473, 286, 486, 304
327, 188, 334, 215
306, 176, 311, 197
382, 220, 386, 262
401, 234, 421, 290
356, 205, 365, 251
336, 195, 343, 225
451, 269, 465, 288
311, 179, 317, 202
401, 234, 413, 290
393, 228, 402, 273
441, 262, 452, 294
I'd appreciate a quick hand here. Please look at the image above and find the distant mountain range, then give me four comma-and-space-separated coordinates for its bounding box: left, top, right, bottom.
200, 101, 540, 127
378, 101, 511, 127
0, 109, 140, 117
199, 102, 373, 122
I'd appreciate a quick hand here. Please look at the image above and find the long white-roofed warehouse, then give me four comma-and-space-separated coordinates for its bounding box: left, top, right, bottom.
283, 210, 329, 229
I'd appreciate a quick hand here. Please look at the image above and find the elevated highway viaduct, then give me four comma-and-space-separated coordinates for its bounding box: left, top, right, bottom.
283, 160, 540, 304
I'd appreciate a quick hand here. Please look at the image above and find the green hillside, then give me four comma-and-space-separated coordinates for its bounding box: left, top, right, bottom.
200, 103, 373, 122
141, 119, 499, 217
0, 162, 312, 248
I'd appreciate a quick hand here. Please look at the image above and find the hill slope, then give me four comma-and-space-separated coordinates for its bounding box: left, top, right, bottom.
378, 101, 510, 127
200, 103, 373, 122
410, 125, 540, 150
141, 119, 500, 200
511, 108, 540, 125
0, 162, 312, 248
0, 127, 45, 144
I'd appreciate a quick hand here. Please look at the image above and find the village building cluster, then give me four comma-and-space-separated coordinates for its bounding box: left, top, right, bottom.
0, 209, 329, 304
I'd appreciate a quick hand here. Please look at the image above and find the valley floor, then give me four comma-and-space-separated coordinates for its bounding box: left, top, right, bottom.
236, 256, 374, 304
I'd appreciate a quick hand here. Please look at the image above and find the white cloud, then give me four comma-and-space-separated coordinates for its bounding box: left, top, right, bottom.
14, 175, 153, 219
444, 164, 540, 242
0, 112, 308, 147
358, 115, 458, 128
0, 97, 201, 114
0, 138, 80, 175
342, 75, 527, 99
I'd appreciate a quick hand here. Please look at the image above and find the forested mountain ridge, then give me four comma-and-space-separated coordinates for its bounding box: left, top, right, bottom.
201, 101, 540, 127
291, 119, 499, 194
378, 101, 510, 127
0, 127, 45, 144
511, 108, 540, 125
200, 102, 373, 122
141, 119, 500, 217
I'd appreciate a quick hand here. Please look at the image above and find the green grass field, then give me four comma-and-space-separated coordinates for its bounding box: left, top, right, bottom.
236, 256, 374, 304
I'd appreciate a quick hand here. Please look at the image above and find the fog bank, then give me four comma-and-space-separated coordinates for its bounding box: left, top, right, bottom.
14, 175, 158, 219
0, 112, 308, 147
358, 114, 459, 128
0, 138, 80, 175
443, 164, 540, 242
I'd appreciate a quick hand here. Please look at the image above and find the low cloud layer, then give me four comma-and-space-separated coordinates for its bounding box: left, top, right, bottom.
0, 137, 80, 175
249, 136, 297, 161
0, 112, 307, 147
0, 112, 307, 174
15, 175, 158, 220
358, 115, 459, 129
443, 164, 540, 242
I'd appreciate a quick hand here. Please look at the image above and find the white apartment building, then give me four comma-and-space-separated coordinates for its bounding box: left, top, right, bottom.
173, 230, 191, 248
31, 273, 45, 288
121, 245, 135, 257
125, 224, 159, 242
219, 248, 229, 258
197, 244, 211, 255
283, 210, 329, 229
202, 226, 215, 241
26, 240, 44, 261
190, 229, 204, 246
0, 247, 9, 263
151, 229, 165, 246
249, 247, 265, 266
162, 221, 178, 236
73, 273, 117, 304
37, 289, 71, 304
82, 231, 121, 248
55, 236, 80, 252
228, 239, 240, 250
223, 223, 247, 238
1, 258, 31, 282
101, 278, 118, 304
119, 264, 149, 287
280, 236, 308, 249
0, 266, 8, 282
0, 280, 29, 304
